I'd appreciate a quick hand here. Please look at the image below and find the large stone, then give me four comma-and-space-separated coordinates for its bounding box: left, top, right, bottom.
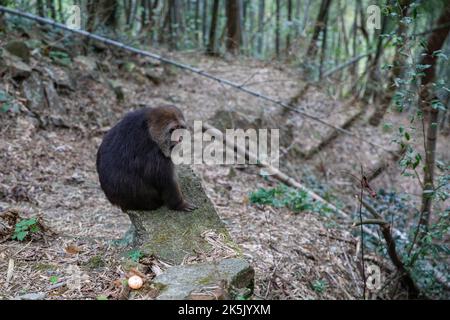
21, 72, 45, 110
209, 110, 262, 132
126, 165, 238, 265
107, 79, 125, 102
44, 66, 74, 91
43, 80, 63, 113
2, 51, 32, 80
143, 67, 165, 85
153, 258, 254, 300
4, 40, 31, 63
74, 55, 97, 73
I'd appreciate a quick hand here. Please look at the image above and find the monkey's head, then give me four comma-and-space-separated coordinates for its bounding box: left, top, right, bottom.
147, 105, 187, 158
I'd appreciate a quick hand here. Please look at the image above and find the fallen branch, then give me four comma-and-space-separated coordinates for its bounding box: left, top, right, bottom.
203, 122, 349, 219
360, 200, 421, 299
322, 51, 374, 79
353, 219, 388, 227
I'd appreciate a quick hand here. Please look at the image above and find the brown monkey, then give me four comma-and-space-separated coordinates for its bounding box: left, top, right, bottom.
96, 105, 196, 212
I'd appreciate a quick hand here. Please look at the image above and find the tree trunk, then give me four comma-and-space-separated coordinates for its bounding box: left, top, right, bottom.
141, 0, 147, 31
46, 0, 56, 19
124, 0, 131, 25
300, 0, 312, 36
369, 0, 412, 126
349, 1, 358, 81
58, 0, 63, 22
239, 0, 245, 50
306, 0, 332, 57
202, 0, 208, 46
339, 0, 349, 56
318, 11, 328, 79
98, 0, 118, 30
364, 5, 388, 103
418, 2, 450, 231
37, 0, 45, 17
257, 0, 265, 55
146, 0, 158, 41
86, 0, 97, 32
128, 0, 138, 31
275, 0, 280, 57
225, 0, 241, 54
195, 0, 200, 43
206, 0, 220, 55
163, 0, 182, 50
286, 0, 292, 54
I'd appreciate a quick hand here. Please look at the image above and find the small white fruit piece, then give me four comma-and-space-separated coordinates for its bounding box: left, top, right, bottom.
128, 275, 143, 289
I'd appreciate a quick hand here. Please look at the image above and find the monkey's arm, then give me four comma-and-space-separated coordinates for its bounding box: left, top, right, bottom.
162, 178, 196, 212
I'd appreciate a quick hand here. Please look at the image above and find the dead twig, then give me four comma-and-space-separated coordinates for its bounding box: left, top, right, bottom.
360, 200, 422, 299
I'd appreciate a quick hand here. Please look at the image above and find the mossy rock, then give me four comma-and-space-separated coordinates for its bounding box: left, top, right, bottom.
126, 165, 237, 265
153, 258, 254, 300
4, 40, 30, 63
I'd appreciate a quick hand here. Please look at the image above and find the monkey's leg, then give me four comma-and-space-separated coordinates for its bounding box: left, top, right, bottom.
113, 210, 145, 247
162, 178, 197, 212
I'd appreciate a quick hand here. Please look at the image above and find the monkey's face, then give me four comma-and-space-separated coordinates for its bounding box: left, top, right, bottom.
147, 105, 187, 158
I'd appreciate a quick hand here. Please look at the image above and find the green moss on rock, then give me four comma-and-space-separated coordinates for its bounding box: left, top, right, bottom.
126, 165, 233, 264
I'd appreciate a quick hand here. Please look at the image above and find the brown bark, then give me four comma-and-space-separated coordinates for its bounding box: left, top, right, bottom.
360, 200, 421, 299
98, 0, 118, 30
418, 2, 450, 231
225, 0, 241, 54
306, 0, 332, 57
163, 0, 183, 50
206, 0, 220, 56
286, 0, 292, 53
86, 0, 97, 32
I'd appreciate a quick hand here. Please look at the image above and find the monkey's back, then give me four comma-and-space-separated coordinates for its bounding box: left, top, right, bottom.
96, 108, 171, 210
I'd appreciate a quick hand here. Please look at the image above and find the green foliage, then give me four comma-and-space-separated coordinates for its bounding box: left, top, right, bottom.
12, 217, 40, 241
127, 249, 143, 262
407, 210, 450, 298
311, 279, 328, 293
49, 50, 71, 67
365, 190, 450, 298
49, 275, 59, 284
0, 90, 20, 113
249, 184, 332, 214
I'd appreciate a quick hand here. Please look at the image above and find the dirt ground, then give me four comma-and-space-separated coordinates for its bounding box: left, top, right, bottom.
0, 26, 448, 299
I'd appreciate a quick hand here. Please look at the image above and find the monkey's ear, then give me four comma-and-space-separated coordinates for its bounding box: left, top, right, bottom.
147, 120, 159, 140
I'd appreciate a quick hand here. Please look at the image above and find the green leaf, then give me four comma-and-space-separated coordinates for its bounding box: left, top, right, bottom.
404, 132, 410, 141
0, 90, 10, 102
49, 275, 59, 284
13, 231, 28, 241
1, 102, 11, 113
128, 249, 143, 262
431, 100, 446, 111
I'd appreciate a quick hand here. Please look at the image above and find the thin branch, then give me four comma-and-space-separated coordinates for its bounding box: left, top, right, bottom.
353, 219, 389, 227
361, 200, 421, 299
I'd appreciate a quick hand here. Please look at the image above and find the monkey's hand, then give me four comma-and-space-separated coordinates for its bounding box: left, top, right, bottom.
177, 201, 197, 212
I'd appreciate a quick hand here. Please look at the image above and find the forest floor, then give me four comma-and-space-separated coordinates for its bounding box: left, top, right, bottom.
0, 25, 448, 299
